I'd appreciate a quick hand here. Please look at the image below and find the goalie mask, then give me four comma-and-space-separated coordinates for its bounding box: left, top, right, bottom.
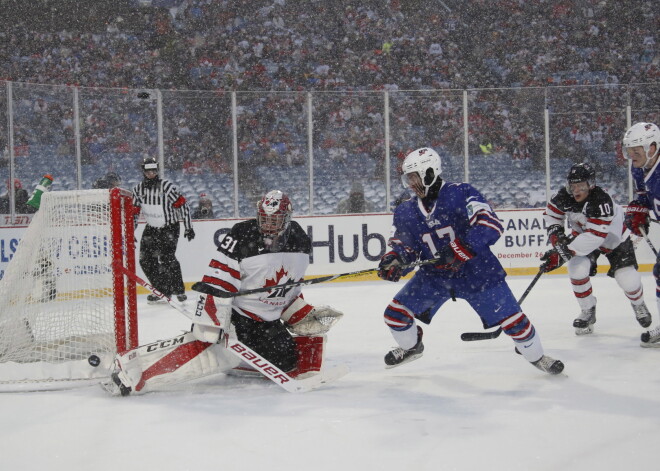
257, 190, 293, 250
401, 147, 442, 197
623, 122, 660, 168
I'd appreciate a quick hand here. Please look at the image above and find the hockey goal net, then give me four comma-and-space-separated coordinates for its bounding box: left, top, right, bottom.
0, 188, 138, 390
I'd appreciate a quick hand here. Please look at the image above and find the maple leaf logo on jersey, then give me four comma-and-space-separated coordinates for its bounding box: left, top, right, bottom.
263, 267, 293, 298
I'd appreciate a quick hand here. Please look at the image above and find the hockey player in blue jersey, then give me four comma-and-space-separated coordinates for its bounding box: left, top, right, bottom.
622, 122, 660, 347
377, 147, 564, 374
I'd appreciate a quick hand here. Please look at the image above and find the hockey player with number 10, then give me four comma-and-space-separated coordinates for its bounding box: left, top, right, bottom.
540, 162, 652, 335
377, 147, 564, 374
103, 190, 343, 395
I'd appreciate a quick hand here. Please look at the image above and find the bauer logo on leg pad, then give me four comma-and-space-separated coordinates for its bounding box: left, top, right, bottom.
228, 342, 290, 385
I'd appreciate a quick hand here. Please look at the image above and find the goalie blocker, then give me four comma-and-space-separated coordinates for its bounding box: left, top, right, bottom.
103, 293, 343, 395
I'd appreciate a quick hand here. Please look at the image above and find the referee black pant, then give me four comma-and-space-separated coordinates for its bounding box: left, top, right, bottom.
139, 224, 185, 297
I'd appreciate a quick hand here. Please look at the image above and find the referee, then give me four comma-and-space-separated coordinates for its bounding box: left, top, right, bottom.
132, 157, 195, 303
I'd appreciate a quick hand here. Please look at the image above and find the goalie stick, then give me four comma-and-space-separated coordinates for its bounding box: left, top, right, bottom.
116, 264, 348, 392
460, 265, 545, 341
192, 256, 444, 298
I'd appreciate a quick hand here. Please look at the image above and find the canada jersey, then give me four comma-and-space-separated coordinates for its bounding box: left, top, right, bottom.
389, 181, 506, 289
544, 186, 628, 255
201, 220, 311, 322
631, 159, 660, 219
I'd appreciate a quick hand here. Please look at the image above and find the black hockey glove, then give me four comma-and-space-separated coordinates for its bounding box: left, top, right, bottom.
540, 248, 565, 272
547, 224, 566, 247
378, 251, 404, 282
553, 234, 574, 263
434, 239, 475, 272
184, 228, 196, 241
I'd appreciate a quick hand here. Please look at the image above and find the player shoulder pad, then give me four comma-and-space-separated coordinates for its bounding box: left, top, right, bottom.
285, 220, 312, 254
584, 186, 614, 217
219, 220, 262, 260
550, 187, 575, 211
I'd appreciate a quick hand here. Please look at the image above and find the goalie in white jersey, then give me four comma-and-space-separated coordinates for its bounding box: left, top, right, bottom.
541, 163, 652, 335
103, 190, 343, 395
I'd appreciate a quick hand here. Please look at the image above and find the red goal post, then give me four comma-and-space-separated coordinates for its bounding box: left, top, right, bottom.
0, 188, 138, 391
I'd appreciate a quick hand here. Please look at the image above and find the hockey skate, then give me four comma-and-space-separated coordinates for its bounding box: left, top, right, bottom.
640, 326, 660, 348
384, 326, 424, 368
147, 294, 166, 305
573, 305, 596, 335
632, 303, 652, 328
531, 355, 565, 375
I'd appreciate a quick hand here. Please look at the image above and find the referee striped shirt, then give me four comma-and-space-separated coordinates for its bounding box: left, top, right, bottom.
132, 179, 193, 231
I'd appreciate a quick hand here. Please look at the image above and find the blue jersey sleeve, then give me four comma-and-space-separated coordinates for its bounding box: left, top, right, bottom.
460, 185, 504, 254
631, 167, 651, 207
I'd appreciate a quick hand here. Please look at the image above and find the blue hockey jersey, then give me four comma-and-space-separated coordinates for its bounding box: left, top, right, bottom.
631, 162, 660, 218
388, 181, 506, 290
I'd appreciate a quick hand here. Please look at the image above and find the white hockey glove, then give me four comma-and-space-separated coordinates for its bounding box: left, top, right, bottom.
191, 293, 233, 344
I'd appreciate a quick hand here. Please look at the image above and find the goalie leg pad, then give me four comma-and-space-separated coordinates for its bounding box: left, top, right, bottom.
112, 332, 239, 394
289, 335, 326, 378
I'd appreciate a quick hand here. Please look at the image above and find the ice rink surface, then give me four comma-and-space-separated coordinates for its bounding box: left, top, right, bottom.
1, 273, 659, 471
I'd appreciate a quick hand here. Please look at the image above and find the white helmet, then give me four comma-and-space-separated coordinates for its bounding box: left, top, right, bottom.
623, 122, 660, 167
401, 147, 442, 196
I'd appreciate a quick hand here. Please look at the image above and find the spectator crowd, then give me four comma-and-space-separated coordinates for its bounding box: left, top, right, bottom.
0, 0, 656, 214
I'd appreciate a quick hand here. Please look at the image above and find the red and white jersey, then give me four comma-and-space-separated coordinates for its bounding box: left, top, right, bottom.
200, 219, 311, 322
544, 186, 630, 256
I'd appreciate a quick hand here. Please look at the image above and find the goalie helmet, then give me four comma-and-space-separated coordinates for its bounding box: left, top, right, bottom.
257, 190, 293, 239
401, 147, 442, 197
566, 162, 596, 190
623, 122, 660, 167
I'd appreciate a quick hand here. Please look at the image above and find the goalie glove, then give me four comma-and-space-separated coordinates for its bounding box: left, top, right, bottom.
434, 239, 474, 271
625, 201, 650, 237
288, 306, 343, 336
281, 296, 343, 335
190, 294, 232, 344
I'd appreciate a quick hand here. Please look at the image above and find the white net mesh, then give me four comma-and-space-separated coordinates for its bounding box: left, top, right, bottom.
0, 189, 136, 389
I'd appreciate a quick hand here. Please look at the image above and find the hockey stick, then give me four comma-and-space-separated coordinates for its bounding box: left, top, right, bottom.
460, 265, 546, 341
640, 226, 658, 256
192, 256, 443, 299
116, 264, 348, 392
114, 264, 216, 327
